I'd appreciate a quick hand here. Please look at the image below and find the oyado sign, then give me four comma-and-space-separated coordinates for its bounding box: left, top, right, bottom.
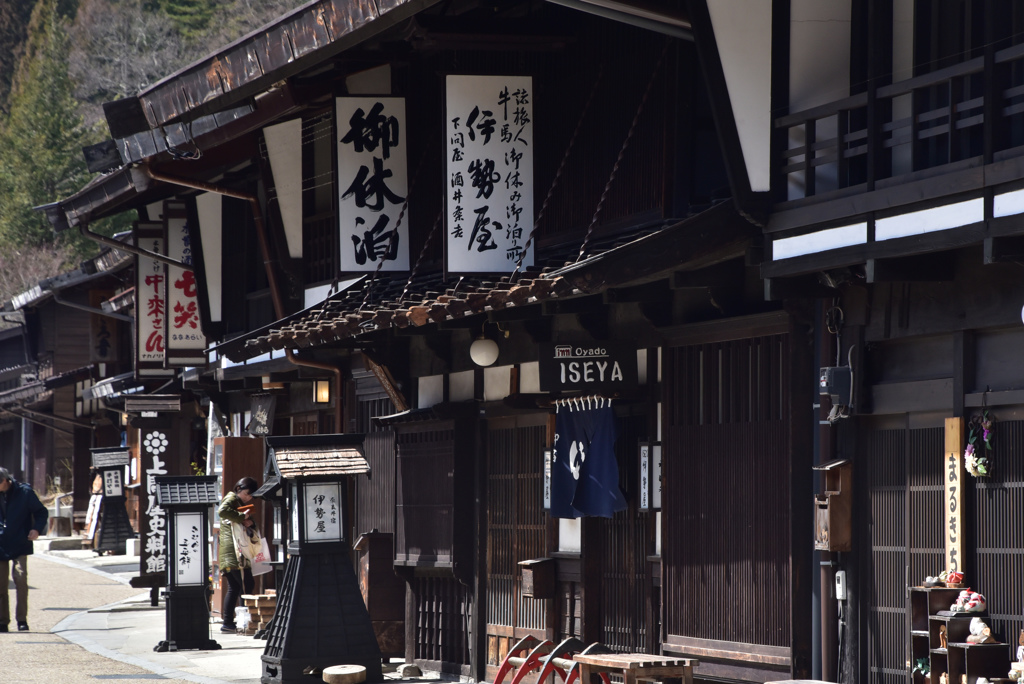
538, 342, 638, 392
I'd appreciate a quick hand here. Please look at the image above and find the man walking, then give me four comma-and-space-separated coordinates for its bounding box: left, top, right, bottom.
0, 467, 48, 632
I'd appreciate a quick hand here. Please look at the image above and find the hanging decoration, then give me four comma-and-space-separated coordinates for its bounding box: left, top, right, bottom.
550, 397, 626, 519
965, 410, 993, 477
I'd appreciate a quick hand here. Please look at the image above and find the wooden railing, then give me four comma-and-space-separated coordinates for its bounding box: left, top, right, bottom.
777, 44, 1024, 202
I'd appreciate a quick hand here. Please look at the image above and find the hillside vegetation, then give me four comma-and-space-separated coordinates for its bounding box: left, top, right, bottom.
0, 0, 297, 301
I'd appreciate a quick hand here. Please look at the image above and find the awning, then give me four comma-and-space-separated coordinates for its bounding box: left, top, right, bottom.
266, 434, 369, 479
83, 372, 144, 401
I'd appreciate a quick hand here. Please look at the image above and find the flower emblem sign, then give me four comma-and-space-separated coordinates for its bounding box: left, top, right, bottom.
144, 431, 168, 455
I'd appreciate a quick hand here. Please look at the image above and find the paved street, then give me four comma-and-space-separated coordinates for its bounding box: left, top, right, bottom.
3, 541, 447, 684
4, 551, 197, 684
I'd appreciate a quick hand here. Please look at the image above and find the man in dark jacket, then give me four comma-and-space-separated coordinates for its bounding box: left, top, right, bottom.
0, 467, 48, 632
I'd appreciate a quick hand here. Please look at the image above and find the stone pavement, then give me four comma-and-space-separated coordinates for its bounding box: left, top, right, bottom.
3, 538, 454, 684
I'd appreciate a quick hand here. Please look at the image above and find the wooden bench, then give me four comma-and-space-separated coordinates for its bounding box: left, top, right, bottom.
573, 652, 699, 684
494, 636, 612, 684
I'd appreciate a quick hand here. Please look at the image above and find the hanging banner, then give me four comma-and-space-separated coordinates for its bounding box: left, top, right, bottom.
134, 222, 172, 378
89, 290, 118, 362
550, 401, 626, 519
164, 201, 206, 366
246, 393, 277, 437
445, 75, 534, 274
336, 97, 410, 272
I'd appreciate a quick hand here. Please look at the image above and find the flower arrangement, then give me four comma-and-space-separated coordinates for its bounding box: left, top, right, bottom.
965, 410, 993, 477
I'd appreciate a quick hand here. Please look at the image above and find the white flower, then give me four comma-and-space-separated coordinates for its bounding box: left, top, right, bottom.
144, 431, 168, 455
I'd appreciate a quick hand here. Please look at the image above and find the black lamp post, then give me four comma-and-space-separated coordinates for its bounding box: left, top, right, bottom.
259, 434, 382, 684
153, 475, 222, 653
90, 447, 135, 554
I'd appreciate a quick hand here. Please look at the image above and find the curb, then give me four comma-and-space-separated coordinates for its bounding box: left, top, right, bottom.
51, 594, 234, 684
35, 550, 134, 585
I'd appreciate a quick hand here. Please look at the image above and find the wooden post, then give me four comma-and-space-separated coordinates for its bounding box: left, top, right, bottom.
945, 417, 965, 574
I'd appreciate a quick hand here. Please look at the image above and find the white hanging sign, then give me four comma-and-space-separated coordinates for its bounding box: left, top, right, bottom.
172, 511, 205, 586
303, 482, 343, 543
135, 224, 167, 376
336, 97, 410, 272
445, 75, 534, 274
165, 202, 206, 365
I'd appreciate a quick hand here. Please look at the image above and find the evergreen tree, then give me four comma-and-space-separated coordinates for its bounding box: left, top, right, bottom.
0, 0, 99, 254
158, 0, 215, 40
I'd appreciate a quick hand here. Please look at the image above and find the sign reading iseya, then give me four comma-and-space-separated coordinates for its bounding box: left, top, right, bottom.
538, 342, 639, 392
336, 97, 409, 272
446, 75, 534, 274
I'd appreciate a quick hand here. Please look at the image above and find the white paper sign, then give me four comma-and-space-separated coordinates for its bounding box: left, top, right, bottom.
165, 206, 206, 362
303, 482, 342, 543
172, 511, 204, 586
103, 469, 123, 498
446, 75, 534, 274
136, 233, 165, 367
337, 97, 410, 272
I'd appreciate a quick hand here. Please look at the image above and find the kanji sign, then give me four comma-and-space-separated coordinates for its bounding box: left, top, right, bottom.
164, 201, 206, 366
171, 512, 204, 586
446, 75, 534, 274
302, 482, 343, 543
134, 222, 170, 377
141, 429, 169, 577
337, 97, 409, 272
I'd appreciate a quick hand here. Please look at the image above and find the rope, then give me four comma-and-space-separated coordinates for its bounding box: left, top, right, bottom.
358, 139, 433, 312
511, 64, 607, 282
399, 210, 443, 305
577, 41, 671, 262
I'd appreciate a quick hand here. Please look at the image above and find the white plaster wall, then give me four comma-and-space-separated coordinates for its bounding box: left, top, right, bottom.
519, 361, 540, 394
483, 365, 512, 402
264, 118, 304, 258
788, 0, 852, 199
195, 192, 222, 322
449, 370, 475, 402
707, 0, 773, 192
891, 0, 914, 175
418, 375, 444, 408
559, 518, 582, 553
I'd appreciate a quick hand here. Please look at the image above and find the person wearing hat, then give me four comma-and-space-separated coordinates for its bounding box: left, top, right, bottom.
218, 476, 258, 633
0, 467, 48, 632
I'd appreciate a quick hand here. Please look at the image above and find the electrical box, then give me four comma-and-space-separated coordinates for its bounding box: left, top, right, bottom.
813, 459, 852, 552
835, 569, 847, 600
819, 366, 852, 406
519, 558, 555, 599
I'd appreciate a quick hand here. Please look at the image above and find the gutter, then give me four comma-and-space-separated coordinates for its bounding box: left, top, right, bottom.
141, 167, 345, 432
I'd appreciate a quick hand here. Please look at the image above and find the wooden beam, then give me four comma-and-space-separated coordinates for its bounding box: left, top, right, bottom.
865, 252, 955, 283
983, 235, 1024, 264
670, 260, 745, 289
764, 275, 837, 301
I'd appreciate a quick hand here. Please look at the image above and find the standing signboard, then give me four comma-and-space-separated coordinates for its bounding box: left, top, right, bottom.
336, 97, 409, 272
445, 75, 534, 274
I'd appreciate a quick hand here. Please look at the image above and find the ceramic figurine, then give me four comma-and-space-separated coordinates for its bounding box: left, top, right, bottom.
940, 625, 948, 649
966, 617, 996, 644
947, 570, 964, 587
939, 672, 948, 684
964, 591, 986, 613
924, 574, 945, 587
951, 588, 973, 611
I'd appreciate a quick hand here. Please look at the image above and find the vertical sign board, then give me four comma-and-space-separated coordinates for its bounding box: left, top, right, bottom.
172, 511, 205, 587
103, 469, 123, 497
90, 290, 118, 362
639, 444, 662, 512
945, 417, 965, 575
135, 223, 171, 377
164, 202, 206, 366
140, 426, 170, 579
445, 75, 534, 274
336, 97, 410, 272
303, 482, 343, 543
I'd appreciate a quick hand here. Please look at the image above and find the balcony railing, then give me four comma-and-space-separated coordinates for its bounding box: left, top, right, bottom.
777, 42, 1024, 204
